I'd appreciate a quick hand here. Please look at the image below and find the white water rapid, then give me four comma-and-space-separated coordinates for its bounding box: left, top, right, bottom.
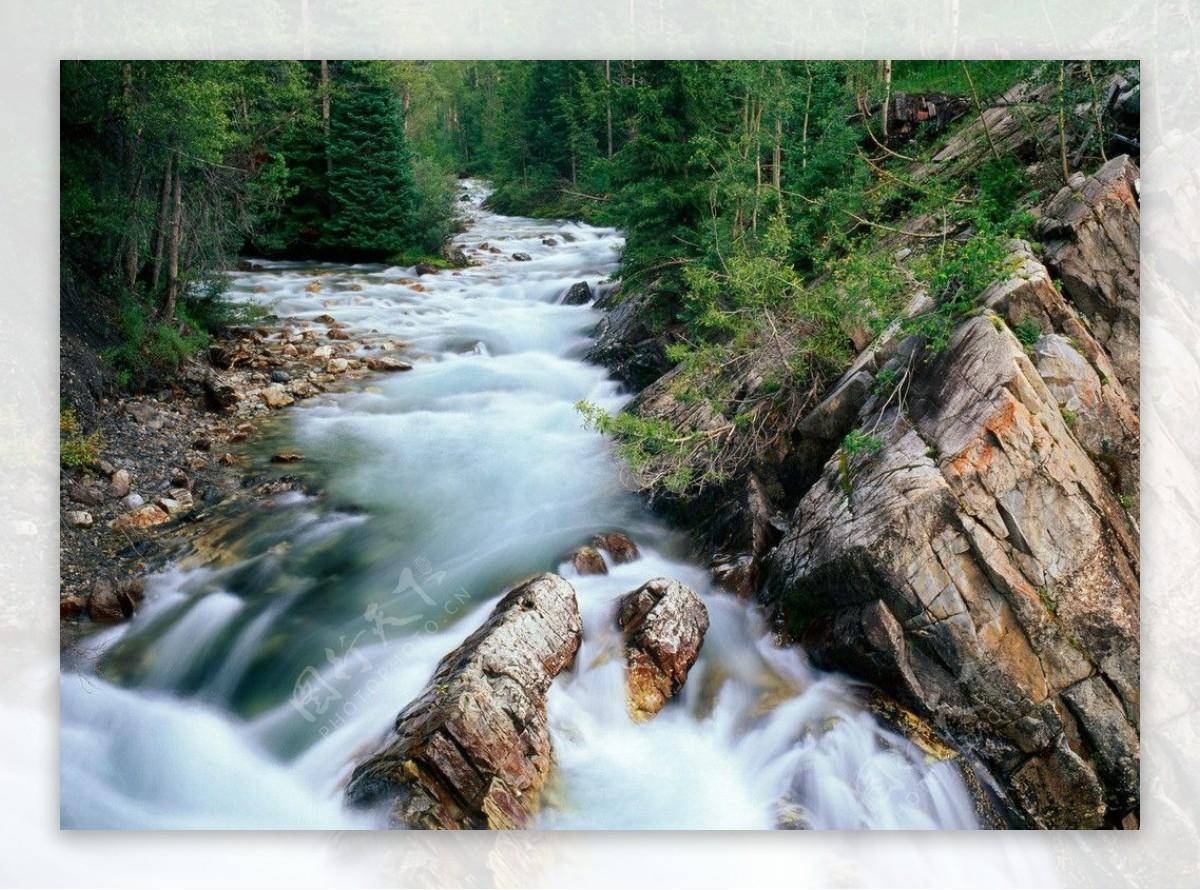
60, 182, 979, 831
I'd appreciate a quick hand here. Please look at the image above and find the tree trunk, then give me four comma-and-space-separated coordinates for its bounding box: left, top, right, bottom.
123, 169, 144, 289
881, 59, 893, 139
150, 153, 174, 293
163, 159, 183, 322
320, 59, 332, 175
605, 60, 613, 159
773, 114, 782, 194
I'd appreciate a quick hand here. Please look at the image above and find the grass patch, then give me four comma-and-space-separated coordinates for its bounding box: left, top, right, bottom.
60, 406, 103, 470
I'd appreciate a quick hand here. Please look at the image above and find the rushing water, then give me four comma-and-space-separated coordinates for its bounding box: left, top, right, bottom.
60, 182, 978, 831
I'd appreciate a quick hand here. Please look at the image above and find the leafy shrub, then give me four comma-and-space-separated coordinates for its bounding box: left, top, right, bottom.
60, 406, 103, 470
1013, 317, 1043, 346
842, 428, 885, 455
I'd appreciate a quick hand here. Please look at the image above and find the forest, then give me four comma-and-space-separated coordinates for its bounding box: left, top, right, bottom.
60, 60, 1142, 832
62, 60, 1129, 397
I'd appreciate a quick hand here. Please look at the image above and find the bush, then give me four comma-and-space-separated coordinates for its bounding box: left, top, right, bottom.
60, 406, 103, 470
103, 289, 211, 390
1013, 317, 1043, 347
411, 157, 463, 254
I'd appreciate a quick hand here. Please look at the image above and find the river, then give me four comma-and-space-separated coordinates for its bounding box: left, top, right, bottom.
60, 182, 978, 831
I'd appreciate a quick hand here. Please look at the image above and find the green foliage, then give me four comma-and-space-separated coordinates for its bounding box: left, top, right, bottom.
1061, 406, 1078, 428
890, 61, 1036, 100
1117, 493, 1134, 510
410, 157, 462, 253
873, 368, 899, 395
1013, 317, 1043, 346
1037, 585, 1058, 617
842, 428, 884, 456
324, 62, 420, 259
60, 406, 104, 470
575, 399, 702, 495
102, 290, 210, 388
836, 429, 884, 498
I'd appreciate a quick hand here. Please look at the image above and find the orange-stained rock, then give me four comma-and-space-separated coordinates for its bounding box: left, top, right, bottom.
565, 545, 607, 576
590, 531, 640, 565
616, 578, 709, 721
345, 573, 582, 829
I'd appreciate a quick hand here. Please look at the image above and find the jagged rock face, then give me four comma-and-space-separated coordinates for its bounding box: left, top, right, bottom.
616, 578, 710, 721
587, 288, 672, 389
765, 317, 1138, 828
981, 236, 1140, 513
344, 573, 582, 829
1039, 155, 1140, 407
763, 157, 1140, 829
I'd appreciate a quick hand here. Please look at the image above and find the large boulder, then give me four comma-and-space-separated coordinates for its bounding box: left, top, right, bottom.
616, 578, 710, 721
440, 242, 468, 268
345, 573, 583, 829
559, 281, 592, 306
763, 314, 1138, 828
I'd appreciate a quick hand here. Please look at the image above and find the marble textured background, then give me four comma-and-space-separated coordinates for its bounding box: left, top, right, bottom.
4, 1, 1195, 885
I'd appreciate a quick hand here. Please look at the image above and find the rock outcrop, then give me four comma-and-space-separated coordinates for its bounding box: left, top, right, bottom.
587, 287, 673, 389
761, 159, 1140, 829
1038, 155, 1141, 407
345, 573, 583, 829
616, 578, 710, 721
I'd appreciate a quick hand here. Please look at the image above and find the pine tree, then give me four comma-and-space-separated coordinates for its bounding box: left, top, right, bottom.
323, 62, 419, 260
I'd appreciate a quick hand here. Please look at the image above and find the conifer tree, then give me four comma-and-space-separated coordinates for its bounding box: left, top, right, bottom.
323, 62, 419, 260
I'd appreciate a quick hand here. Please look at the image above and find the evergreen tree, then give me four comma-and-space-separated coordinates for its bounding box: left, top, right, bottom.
323, 62, 419, 260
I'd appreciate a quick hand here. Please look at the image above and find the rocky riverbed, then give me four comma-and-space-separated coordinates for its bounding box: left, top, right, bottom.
59, 292, 419, 636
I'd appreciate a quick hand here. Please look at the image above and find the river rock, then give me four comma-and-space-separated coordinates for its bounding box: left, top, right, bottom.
365, 356, 413, 373
68, 483, 105, 507
87, 579, 130, 622
345, 573, 583, 829
565, 545, 607, 575
616, 578, 710, 721
108, 469, 132, 499
441, 242, 468, 268
113, 503, 170, 530
64, 510, 93, 529
560, 281, 592, 306
123, 401, 155, 424
157, 488, 193, 516
590, 531, 640, 564
260, 385, 295, 409
119, 492, 145, 510
203, 373, 239, 411
326, 358, 350, 374
511, 252, 532, 262
414, 262, 439, 276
